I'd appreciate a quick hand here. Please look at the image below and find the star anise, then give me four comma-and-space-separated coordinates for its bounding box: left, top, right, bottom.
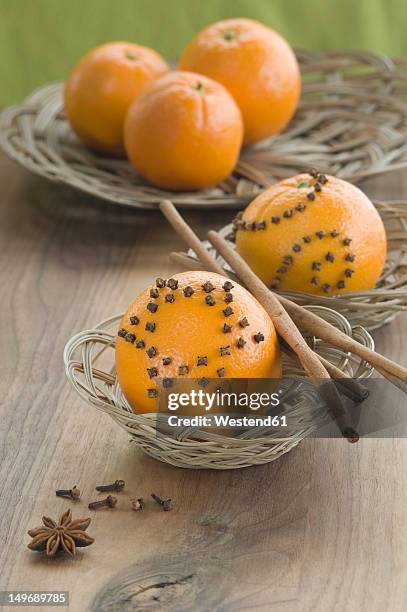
27, 508, 94, 556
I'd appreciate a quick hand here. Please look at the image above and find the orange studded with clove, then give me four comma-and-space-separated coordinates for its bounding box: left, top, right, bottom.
235, 173, 387, 295
115, 271, 281, 413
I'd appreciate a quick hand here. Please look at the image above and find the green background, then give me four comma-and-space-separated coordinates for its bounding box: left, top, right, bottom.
0, 0, 405, 105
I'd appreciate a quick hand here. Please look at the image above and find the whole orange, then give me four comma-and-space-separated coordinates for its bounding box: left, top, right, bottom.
123, 71, 243, 191
64, 42, 169, 155
115, 271, 281, 413
179, 18, 301, 145
235, 172, 387, 295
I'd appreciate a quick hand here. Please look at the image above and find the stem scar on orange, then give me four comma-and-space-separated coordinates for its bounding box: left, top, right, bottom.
64, 42, 169, 156
123, 71, 243, 191
235, 172, 387, 295
115, 271, 281, 414
179, 18, 301, 145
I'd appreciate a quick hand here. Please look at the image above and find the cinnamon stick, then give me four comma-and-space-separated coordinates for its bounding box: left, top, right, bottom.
159, 200, 358, 440
160, 200, 225, 276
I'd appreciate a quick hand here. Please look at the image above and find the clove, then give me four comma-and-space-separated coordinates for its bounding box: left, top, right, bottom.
55, 485, 80, 501
130, 498, 144, 511
96, 479, 125, 492
151, 493, 173, 511
88, 495, 117, 510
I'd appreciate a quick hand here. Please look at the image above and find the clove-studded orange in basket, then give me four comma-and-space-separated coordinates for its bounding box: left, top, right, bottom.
235, 172, 387, 295
115, 271, 281, 413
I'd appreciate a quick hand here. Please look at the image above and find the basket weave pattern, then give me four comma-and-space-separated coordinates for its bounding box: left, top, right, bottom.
2, 51, 407, 210
64, 308, 373, 470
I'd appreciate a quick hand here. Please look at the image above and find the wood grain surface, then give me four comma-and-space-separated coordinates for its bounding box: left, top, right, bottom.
0, 152, 406, 612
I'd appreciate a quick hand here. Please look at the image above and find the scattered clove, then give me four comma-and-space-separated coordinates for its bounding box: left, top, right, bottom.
96, 479, 125, 492
130, 498, 144, 511
55, 485, 80, 501
151, 493, 173, 511
88, 495, 117, 510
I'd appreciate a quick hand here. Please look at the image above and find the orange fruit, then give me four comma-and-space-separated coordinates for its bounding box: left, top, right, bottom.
179, 18, 301, 145
235, 172, 387, 295
64, 42, 169, 155
123, 71, 243, 191
115, 271, 281, 413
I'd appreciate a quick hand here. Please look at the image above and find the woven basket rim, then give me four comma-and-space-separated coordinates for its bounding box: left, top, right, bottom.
63, 307, 374, 469
2, 49, 407, 210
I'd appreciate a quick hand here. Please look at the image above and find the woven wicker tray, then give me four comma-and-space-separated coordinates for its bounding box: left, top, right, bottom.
2, 51, 407, 210
64, 308, 373, 470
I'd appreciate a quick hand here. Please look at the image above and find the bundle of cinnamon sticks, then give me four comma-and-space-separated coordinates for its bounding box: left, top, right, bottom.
159, 199, 407, 441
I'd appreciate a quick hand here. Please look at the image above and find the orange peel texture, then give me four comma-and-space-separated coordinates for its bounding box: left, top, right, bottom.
115, 271, 281, 413
235, 172, 387, 295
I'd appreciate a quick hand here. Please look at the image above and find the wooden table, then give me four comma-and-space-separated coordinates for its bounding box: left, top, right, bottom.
0, 152, 406, 612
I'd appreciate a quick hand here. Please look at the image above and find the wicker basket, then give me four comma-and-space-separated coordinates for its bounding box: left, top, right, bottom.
2, 51, 407, 210
64, 308, 373, 470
